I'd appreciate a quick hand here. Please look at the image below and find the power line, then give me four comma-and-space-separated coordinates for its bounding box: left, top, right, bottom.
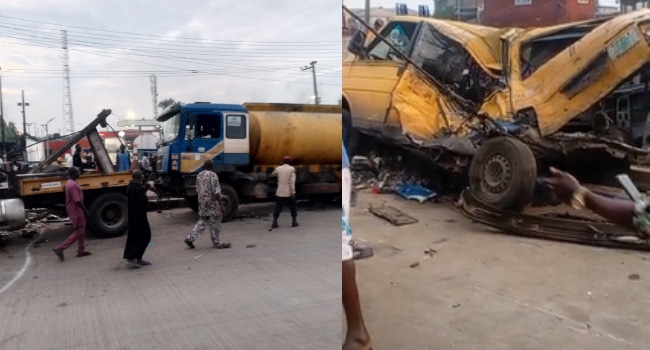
0, 39, 341, 81
0, 15, 341, 44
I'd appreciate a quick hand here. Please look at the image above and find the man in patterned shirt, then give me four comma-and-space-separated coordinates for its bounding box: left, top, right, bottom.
184, 159, 231, 249
342, 141, 372, 350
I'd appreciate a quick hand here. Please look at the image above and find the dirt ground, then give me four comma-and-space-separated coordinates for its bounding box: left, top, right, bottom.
347, 191, 650, 350
0, 202, 339, 350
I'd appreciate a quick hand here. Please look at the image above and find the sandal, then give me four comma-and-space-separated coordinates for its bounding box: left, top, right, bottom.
353, 246, 374, 261
213, 242, 231, 249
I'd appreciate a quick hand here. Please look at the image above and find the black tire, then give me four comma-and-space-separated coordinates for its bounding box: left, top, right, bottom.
220, 184, 239, 223
186, 196, 198, 212
88, 192, 128, 238
468, 137, 537, 211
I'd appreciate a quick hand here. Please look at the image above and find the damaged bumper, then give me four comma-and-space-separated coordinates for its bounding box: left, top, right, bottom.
458, 189, 650, 251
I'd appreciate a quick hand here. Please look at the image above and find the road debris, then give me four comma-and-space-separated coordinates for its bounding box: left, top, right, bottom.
628, 273, 641, 280
409, 262, 420, 268
424, 248, 437, 257
395, 183, 437, 204
458, 189, 650, 251
369, 205, 419, 226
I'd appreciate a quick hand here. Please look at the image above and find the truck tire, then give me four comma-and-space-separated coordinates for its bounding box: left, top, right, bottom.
186, 196, 199, 212
220, 184, 239, 223
89, 192, 128, 238
468, 137, 537, 211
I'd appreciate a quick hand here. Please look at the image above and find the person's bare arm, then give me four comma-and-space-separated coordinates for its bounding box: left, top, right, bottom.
585, 192, 636, 231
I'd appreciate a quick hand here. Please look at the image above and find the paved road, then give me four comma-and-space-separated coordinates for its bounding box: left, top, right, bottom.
348, 192, 650, 350
0, 202, 340, 350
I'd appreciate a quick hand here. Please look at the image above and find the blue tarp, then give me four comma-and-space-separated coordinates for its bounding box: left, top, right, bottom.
395, 183, 437, 204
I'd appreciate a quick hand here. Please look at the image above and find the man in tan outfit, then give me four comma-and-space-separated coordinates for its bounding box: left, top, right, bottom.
270, 156, 298, 228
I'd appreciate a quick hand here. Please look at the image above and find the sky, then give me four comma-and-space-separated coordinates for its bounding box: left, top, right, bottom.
344, 0, 619, 11
0, 0, 341, 138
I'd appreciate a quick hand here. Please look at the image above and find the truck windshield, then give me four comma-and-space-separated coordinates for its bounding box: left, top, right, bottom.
159, 112, 181, 144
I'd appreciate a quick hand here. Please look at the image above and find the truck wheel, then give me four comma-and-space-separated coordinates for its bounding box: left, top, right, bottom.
186, 196, 199, 212
221, 184, 239, 223
468, 137, 537, 211
89, 192, 128, 238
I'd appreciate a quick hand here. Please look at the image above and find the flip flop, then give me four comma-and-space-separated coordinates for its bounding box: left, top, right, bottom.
353, 246, 374, 261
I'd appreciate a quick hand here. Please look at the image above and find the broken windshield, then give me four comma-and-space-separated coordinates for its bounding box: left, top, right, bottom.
159, 112, 181, 145
366, 21, 418, 61
520, 24, 600, 79
411, 23, 498, 102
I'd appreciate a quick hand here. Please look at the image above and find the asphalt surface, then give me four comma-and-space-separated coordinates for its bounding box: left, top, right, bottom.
348, 191, 650, 350
0, 202, 340, 350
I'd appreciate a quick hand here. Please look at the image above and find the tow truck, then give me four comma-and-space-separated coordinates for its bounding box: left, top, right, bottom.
0, 109, 133, 238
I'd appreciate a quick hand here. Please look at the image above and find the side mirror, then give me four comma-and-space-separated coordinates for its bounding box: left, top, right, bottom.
347, 30, 367, 58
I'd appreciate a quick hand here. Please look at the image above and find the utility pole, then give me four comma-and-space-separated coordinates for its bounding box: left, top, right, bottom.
61, 30, 75, 134
301, 61, 320, 105
365, 0, 370, 24
150, 74, 158, 119
18, 90, 29, 161
0, 66, 4, 162
43, 118, 54, 159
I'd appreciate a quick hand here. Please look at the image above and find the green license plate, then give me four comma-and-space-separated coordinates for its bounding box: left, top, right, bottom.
607, 29, 640, 59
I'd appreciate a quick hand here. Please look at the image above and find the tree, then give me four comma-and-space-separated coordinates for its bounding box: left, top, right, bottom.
158, 98, 182, 110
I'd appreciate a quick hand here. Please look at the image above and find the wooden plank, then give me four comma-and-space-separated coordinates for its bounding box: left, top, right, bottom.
369, 205, 419, 226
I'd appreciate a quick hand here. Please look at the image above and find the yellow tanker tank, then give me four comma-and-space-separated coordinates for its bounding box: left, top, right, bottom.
244, 103, 342, 166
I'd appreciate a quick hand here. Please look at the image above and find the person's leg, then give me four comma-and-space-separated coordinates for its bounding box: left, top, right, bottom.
343, 260, 371, 350
55, 216, 83, 252
137, 224, 152, 264
208, 215, 229, 248
289, 197, 298, 227
207, 216, 220, 245
76, 218, 88, 256
185, 217, 207, 248
272, 197, 285, 228
342, 229, 371, 349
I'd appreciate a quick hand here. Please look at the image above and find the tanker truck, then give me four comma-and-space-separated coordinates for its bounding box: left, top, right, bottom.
154, 102, 342, 221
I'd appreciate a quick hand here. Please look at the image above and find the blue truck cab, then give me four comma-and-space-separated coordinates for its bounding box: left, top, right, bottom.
155, 102, 251, 219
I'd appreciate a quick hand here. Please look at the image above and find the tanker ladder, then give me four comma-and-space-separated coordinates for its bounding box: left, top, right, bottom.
458, 189, 650, 251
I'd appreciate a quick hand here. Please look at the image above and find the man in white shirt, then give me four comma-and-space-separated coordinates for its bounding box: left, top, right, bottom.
270, 156, 298, 229
141, 152, 152, 172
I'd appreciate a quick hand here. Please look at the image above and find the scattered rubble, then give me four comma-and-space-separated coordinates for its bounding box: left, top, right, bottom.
369, 205, 419, 226
351, 153, 442, 204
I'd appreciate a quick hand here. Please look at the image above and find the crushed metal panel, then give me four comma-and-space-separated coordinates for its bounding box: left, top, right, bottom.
390, 66, 468, 141
458, 189, 650, 251
369, 205, 419, 226
510, 11, 650, 136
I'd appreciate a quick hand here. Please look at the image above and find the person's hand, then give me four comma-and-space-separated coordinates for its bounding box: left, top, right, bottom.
546, 167, 581, 203
291, 193, 296, 199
